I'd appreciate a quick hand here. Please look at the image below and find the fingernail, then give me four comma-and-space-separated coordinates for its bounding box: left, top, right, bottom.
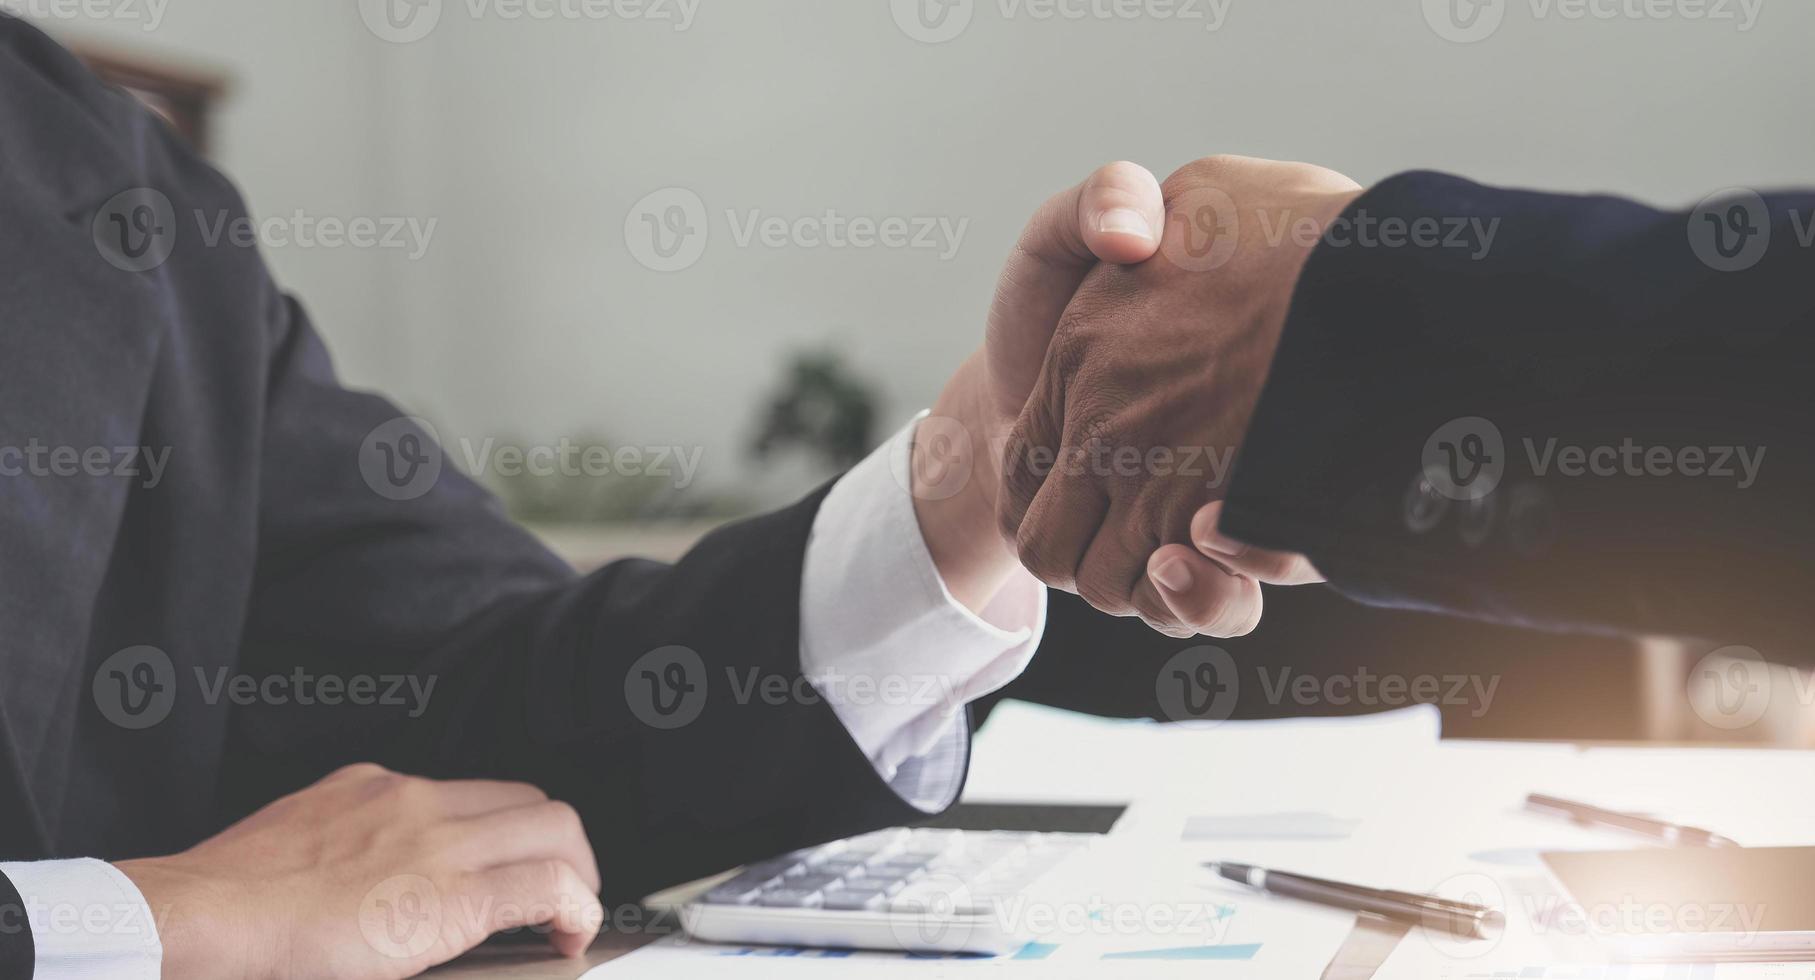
1096, 208, 1154, 242
1152, 557, 1194, 593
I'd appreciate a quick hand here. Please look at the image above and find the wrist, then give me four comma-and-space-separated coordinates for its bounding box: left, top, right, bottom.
911, 350, 1022, 613
117, 857, 253, 980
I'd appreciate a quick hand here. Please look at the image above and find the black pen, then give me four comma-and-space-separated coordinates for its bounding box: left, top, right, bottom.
1524, 793, 1740, 848
1205, 862, 1504, 940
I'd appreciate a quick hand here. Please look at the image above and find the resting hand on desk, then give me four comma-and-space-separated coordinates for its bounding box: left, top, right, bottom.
119, 765, 605, 979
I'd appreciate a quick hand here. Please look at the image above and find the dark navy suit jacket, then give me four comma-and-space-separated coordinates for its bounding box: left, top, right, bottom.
1221, 171, 1815, 654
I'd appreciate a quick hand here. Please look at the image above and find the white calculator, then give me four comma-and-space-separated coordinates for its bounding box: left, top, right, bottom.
680, 827, 1096, 955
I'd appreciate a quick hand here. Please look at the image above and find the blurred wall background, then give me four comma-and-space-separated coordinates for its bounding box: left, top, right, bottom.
25, 0, 1815, 742
34, 0, 1815, 508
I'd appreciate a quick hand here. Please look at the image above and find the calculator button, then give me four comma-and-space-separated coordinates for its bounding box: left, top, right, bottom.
821, 889, 888, 911
739, 858, 796, 880
838, 875, 905, 896
867, 859, 929, 878
757, 888, 825, 908
701, 884, 765, 905
782, 873, 845, 892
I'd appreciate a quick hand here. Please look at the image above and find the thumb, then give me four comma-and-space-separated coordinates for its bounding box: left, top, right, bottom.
984, 161, 1163, 418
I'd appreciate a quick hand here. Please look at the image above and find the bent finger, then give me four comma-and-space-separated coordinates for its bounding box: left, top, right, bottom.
1190, 501, 1323, 586
1146, 544, 1264, 637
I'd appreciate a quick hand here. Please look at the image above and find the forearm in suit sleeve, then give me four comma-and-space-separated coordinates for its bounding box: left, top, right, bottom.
1221, 171, 1815, 655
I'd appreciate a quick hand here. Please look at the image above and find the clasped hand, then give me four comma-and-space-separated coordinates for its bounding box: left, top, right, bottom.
952, 155, 1366, 637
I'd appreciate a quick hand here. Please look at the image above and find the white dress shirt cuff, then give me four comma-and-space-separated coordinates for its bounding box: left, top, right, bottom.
801, 413, 1048, 812
0, 859, 161, 980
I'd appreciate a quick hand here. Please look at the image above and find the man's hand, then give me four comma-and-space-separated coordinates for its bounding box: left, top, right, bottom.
118, 764, 603, 979
998, 155, 1363, 636
911, 161, 1166, 613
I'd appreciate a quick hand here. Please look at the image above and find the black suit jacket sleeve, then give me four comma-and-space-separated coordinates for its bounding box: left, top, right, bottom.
0, 869, 29, 977
224, 293, 926, 905
1220, 172, 1815, 654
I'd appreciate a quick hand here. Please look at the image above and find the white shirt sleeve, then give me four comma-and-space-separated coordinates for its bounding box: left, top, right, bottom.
800, 413, 1048, 813
0, 859, 161, 979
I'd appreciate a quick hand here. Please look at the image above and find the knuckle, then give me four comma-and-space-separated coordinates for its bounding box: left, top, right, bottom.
1075, 563, 1135, 616
538, 859, 579, 893
1015, 527, 1077, 590
509, 859, 564, 895
543, 800, 585, 838
330, 761, 390, 783
997, 499, 1028, 549
1171, 575, 1236, 632
1077, 523, 1155, 617
1051, 270, 1136, 347
1062, 391, 1133, 456
998, 443, 1047, 526
389, 774, 438, 806
1132, 594, 1184, 636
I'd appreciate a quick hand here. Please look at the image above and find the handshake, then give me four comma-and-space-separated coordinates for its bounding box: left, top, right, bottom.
910, 155, 1364, 638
